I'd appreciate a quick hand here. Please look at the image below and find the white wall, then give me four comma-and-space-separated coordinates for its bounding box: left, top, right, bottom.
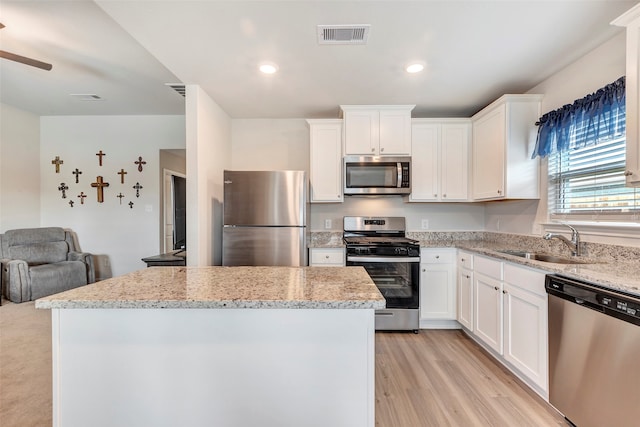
231, 119, 309, 171
40, 115, 185, 278
485, 31, 628, 239
0, 103, 41, 232
186, 85, 231, 266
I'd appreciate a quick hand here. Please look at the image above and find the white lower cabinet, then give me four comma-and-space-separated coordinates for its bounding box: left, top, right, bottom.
457, 251, 474, 331
309, 248, 345, 266
503, 263, 548, 395
461, 252, 549, 399
474, 267, 503, 354
420, 248, 457, 328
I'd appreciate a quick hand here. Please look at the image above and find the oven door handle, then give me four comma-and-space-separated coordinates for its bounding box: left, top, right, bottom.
347, 256, 421, 263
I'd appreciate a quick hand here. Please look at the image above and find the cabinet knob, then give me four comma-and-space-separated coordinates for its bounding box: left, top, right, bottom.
502, 290, 507, 294
494, 286, 499, 291
497, 190, 502, 195
435, 255, 440, 259
625, 171, 633, 176
465, 275, 470, 279
443, 194, 446, 198
461, 258, 465, 262
371, 148, 375, 152
434, 193, 438, 197
381, 147, 384, 152
325, 255, 330, 259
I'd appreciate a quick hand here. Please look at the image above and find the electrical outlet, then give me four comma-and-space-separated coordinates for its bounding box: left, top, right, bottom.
324, 219, 332, 229
421, 219, 429, 229
496, 219, 501, 230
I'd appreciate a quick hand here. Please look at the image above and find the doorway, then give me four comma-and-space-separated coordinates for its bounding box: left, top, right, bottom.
163, 169, 187, 253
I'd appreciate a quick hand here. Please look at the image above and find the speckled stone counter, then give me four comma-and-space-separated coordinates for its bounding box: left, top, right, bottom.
414, 237, 640, 297
35, 266, 385, 310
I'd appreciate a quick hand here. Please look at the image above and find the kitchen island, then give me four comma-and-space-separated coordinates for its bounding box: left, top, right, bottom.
35, 266, 385, 427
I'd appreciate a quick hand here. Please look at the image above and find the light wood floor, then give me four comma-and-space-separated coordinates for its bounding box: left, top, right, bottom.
375, 330, 567, 426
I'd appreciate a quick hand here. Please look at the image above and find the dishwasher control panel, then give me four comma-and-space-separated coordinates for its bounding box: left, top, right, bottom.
546, 274, 640, 326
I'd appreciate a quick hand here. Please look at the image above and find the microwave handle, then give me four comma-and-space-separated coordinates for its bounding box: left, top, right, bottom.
397, 163, 402, 188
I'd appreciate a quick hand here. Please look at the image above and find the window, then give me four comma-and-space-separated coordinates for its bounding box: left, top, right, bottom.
547, 108, 640, 219
533, 76, 633, 221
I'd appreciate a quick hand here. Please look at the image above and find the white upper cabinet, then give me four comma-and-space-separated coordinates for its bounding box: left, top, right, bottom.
411, 119, 470, 202
307, 119, 343, 203
341, 105, 414, 156
471, 94, 543, 201
613, 4, 640, 185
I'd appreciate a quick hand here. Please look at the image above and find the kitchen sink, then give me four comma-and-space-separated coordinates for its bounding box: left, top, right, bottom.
497, 250, 593, 264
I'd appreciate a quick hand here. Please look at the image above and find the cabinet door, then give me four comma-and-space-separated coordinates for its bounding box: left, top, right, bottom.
410, 123, 440, 201
441, 123, 469, 201
503, 280, 548, 393
457, 268, 473, 330
420, 263, 455, 320
472, 105, 505, 200
344, 110, 378, 155
379, 109, 411, 155
474, 272, 503, 354
613, 7, 640, 184
308, 121, 343, 202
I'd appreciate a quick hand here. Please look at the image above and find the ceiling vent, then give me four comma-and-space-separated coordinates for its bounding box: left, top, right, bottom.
317, 24, 370, 45
166, 83, 186, 97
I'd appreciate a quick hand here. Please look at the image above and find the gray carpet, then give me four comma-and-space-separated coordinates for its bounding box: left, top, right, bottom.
0, 300, 52, 426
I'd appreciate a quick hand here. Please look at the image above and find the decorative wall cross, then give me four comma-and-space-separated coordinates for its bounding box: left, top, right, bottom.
118, 168, 128, 184
69, 200, 75, 208
78, 192, 87, 205
128, 201, 134, 209
51, 156, 63, 173
117, 193, 124, 204
72, 168, 82, 184
58, 183, 69, 198
96, 150, 106, 166
91, 176, 110, 203
133, 182, 143, 198
134, 156, 146, 172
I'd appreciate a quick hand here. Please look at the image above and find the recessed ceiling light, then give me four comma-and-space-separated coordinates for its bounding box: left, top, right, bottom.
259, 62, 278, 74
406, 62, 425, 73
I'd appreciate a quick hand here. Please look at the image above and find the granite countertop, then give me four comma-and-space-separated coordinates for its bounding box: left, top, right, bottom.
419, 239, 640, 297
35, 266, 386, 310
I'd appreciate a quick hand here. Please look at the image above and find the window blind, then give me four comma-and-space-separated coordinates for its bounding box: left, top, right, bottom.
548, 111, 639, 218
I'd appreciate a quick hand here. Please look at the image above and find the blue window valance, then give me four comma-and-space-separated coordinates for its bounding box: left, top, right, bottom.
532, 76, 626, 158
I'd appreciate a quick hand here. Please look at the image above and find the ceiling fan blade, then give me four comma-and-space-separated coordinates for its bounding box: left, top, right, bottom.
0, 50, 52, 71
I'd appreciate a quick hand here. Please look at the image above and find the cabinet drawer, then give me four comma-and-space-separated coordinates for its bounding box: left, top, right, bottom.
457, 251, 474, 269
503, 262, 546, 296
474, 255, 503, 280
310, 248, 345, 266
420, 248, 454, 264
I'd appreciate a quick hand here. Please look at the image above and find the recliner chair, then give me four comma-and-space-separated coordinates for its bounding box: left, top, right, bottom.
0, 227, 95, 303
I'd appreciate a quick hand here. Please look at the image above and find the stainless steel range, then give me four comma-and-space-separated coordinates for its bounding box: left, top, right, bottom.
344, 216, 420, 333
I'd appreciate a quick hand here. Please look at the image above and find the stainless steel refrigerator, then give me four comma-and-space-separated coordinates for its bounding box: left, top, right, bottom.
222, 170, 309, 266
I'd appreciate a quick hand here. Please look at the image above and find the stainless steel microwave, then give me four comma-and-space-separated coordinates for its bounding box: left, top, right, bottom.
343, 156, 411, 195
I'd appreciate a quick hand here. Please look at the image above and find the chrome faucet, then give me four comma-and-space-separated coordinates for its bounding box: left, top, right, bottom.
543, 224, 581, 256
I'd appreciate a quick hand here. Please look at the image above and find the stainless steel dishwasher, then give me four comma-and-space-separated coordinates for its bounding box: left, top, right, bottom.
546, 274, 640, 427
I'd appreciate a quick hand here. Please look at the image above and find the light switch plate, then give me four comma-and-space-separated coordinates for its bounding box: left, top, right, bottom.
324, 219, 332, 229
421, 219, 429, 229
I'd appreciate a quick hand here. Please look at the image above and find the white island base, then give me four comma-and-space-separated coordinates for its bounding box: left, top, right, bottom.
51, 308, 375, 427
